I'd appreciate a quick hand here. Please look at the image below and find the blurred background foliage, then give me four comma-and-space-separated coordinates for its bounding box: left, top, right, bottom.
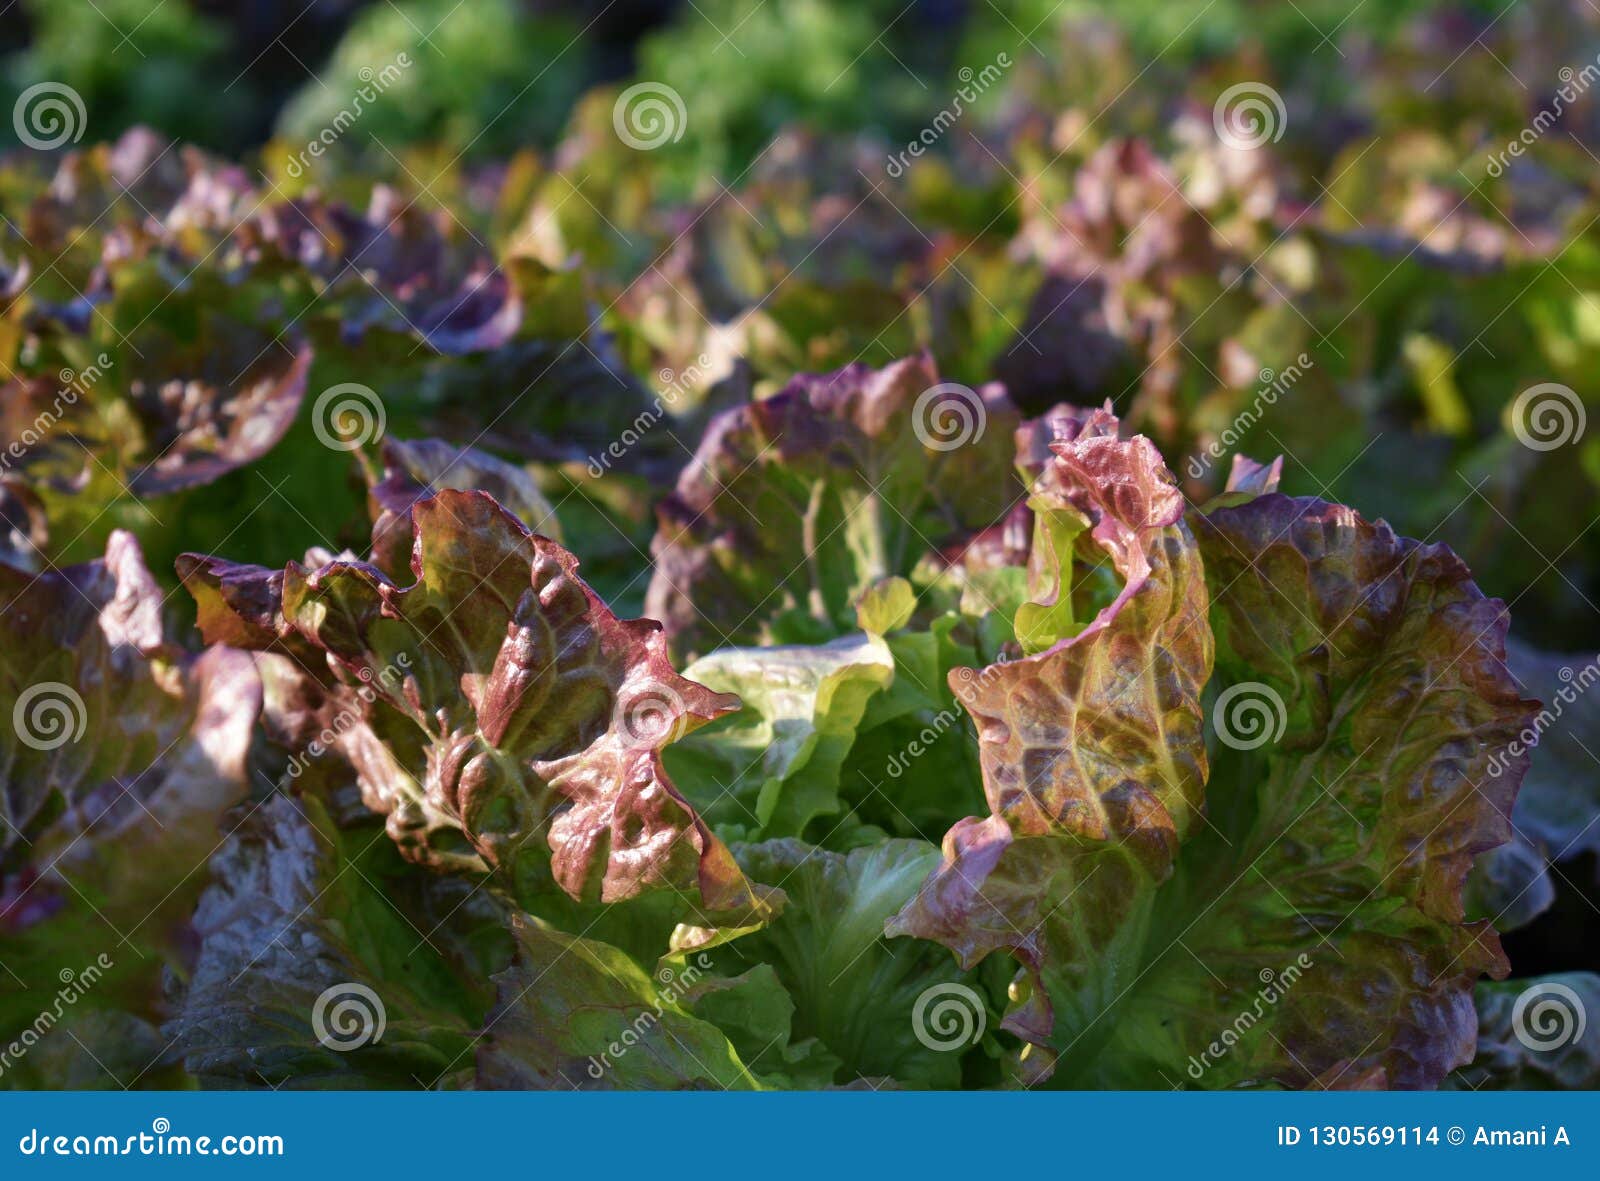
3, 0, 1594, 620
0, 0, 1503, 169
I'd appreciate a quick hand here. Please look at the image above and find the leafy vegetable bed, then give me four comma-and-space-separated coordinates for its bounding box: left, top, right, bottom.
2, 1, 1598, 1090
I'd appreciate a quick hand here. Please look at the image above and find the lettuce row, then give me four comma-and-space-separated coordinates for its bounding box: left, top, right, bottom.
2, 349, 1577, 1089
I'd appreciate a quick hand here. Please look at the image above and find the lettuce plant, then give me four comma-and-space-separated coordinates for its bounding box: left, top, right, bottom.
893, 412, 1535, 1087
0, 532, 259, 1085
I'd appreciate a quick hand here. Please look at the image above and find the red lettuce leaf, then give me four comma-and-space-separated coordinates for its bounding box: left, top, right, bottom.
647, 354, 1021, 657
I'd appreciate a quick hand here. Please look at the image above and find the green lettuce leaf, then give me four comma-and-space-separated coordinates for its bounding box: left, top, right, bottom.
674, 963, 843, 1088
475, 913, 761, 1090
665, 632, 896, 839
717, 838, 991, 1087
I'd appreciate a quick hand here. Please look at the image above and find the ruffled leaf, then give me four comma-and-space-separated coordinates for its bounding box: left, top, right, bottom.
891, 413, 1536, 1090
1, 532, 258, 934
889, 407, 1210, 1059
367, 436, 561, 577
1113, 492, 1537, 1089
665, 632, 896, 839
1, 532, 259, 1085
646, 354, 1021, 657
188, 488, 776, 926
